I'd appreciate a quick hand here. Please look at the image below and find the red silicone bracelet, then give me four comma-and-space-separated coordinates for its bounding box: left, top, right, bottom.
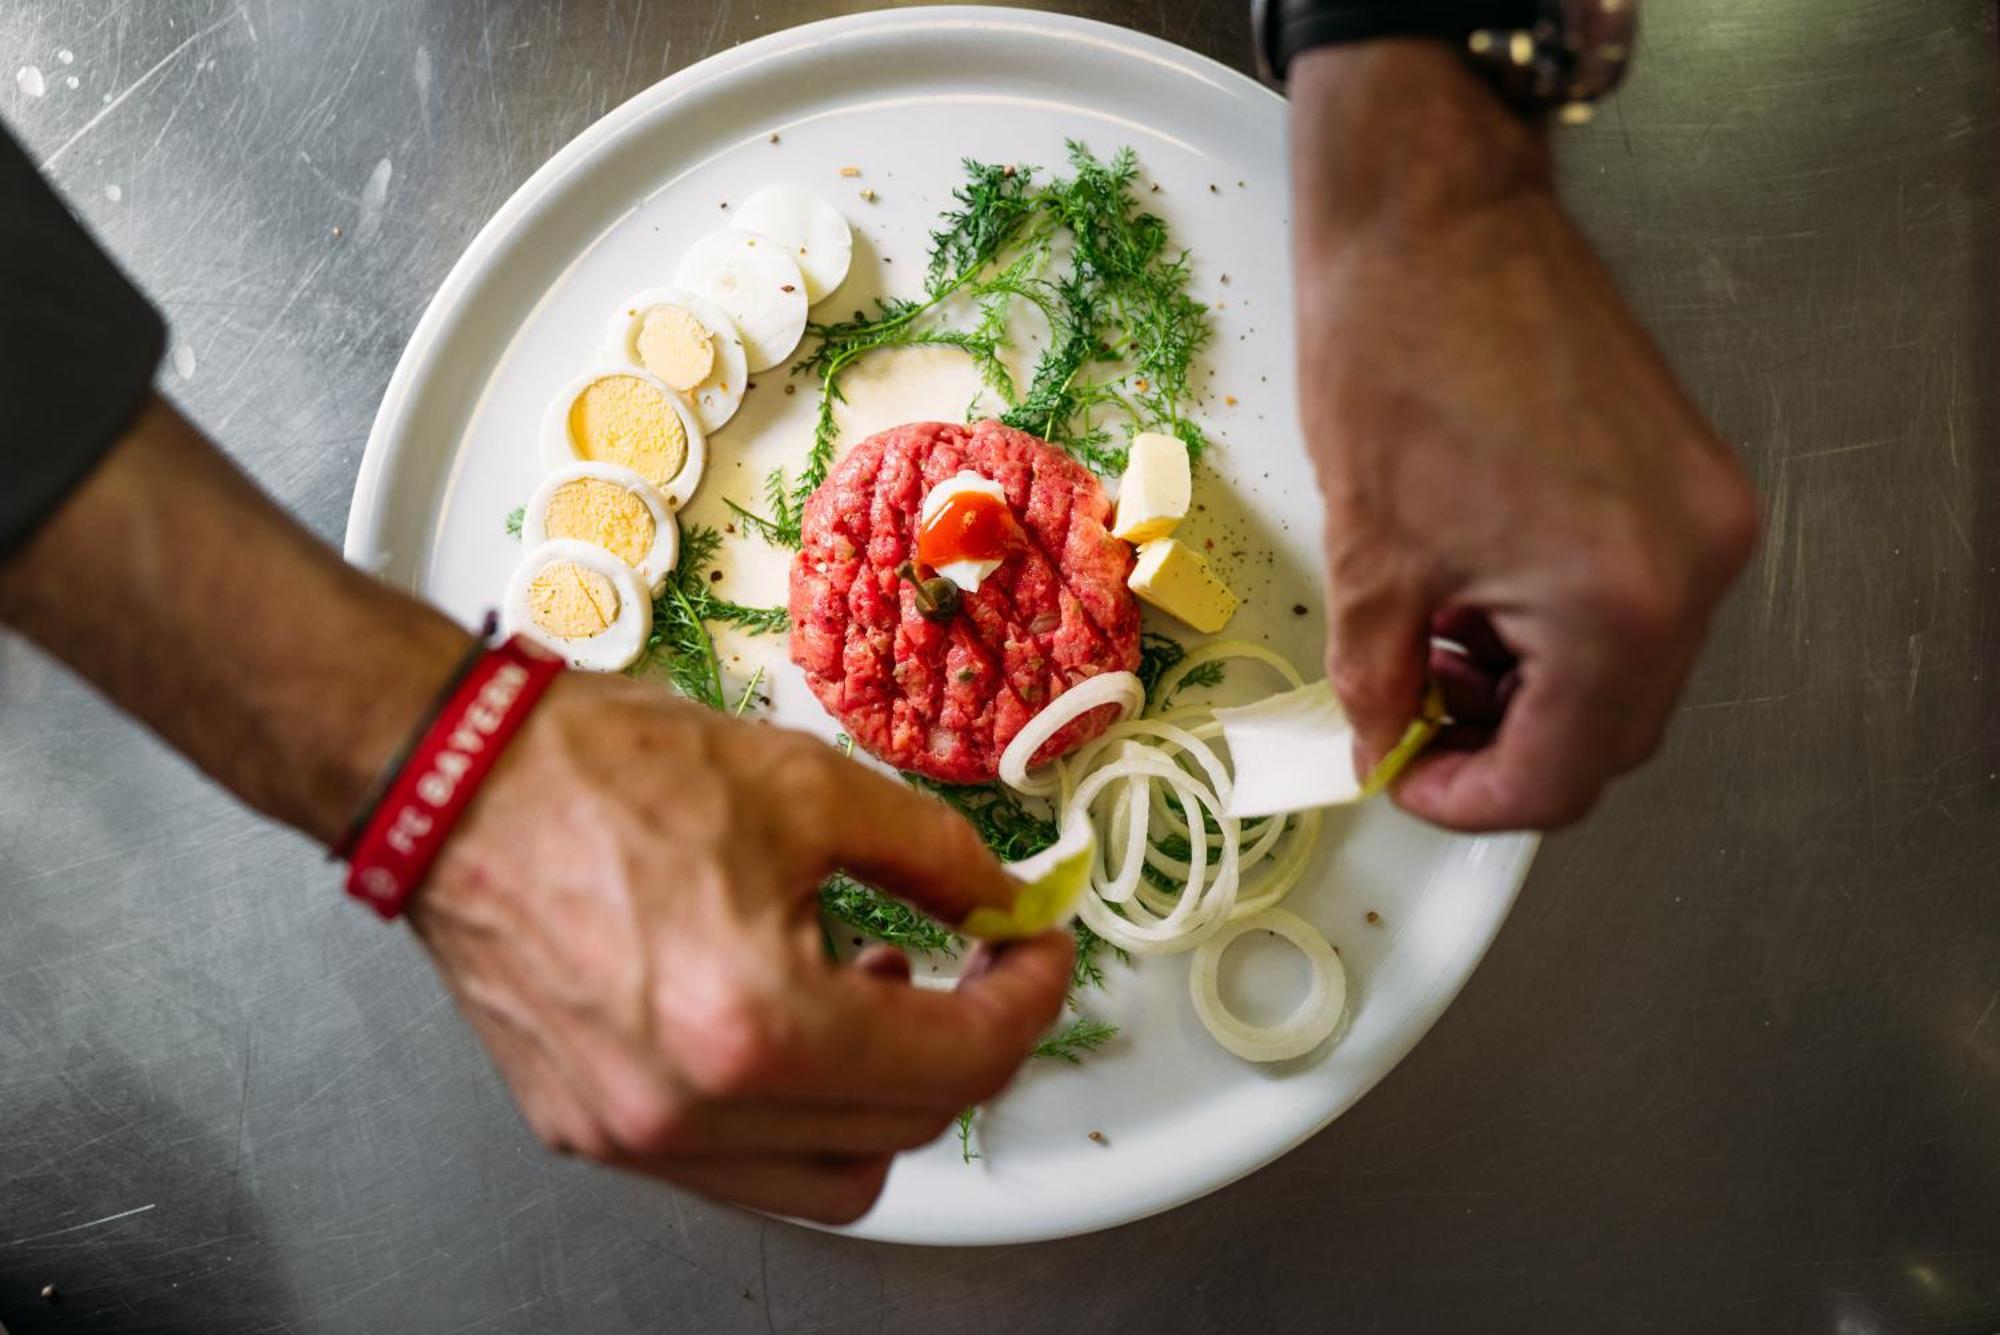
344, 635, 566, 920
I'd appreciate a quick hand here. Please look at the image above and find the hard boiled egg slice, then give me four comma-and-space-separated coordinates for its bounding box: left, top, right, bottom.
522, 462, 680, 595
505, 539, 653, 673
603, 287, 748, 434
732, 186, 853, 305
541, 368, 707, 509
673, 229, 809, 373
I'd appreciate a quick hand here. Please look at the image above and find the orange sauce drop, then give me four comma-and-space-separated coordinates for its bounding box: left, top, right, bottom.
918, 488, 1014, 570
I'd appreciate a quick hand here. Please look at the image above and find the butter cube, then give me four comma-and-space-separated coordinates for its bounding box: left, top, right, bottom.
1128, 538, 1237, 634
1111, 431, 1192, 544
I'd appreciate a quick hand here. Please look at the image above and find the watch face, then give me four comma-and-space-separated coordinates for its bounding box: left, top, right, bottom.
1560, 0, 1639, 103
1469, 0, 1639, 111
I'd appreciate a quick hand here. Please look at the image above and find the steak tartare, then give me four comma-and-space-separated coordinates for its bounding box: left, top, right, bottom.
789, 419, 1142, 784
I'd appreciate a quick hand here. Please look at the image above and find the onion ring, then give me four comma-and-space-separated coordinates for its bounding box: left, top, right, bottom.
1188, 907, 1347, 1061
999, 671, 1145, 796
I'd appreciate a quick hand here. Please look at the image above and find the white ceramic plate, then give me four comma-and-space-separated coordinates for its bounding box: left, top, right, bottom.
346, 6, 1535, 1246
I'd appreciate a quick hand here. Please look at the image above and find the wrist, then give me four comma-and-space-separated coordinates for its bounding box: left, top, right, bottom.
309, 593, 475, 848
1289, 40, 1551, 250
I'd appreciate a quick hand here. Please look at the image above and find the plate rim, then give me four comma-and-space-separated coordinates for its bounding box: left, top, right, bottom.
344, 4, 1540, 1246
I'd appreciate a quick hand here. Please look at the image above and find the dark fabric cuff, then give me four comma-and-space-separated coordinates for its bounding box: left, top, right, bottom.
0, 119, 166, 563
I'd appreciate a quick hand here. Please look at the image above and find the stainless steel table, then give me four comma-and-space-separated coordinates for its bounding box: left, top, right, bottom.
2, 3, 1995, 1332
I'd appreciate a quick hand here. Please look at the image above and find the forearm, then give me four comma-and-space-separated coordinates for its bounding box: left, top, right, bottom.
0, 395, 468, 844
1289, 40, 1550, 250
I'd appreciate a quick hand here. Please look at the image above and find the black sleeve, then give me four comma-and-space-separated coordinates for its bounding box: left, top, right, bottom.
0, 118, 166, 562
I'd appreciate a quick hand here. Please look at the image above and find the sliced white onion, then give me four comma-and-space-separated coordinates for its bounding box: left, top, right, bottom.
1152, 639, 1304, 709
1065, 752, 1238, 955
1065, 716, 1233, 811
1000, 641, 1352, 1060
1188, 908, 1347, 1062
998, 671, 1144, 796
1229, 810, 1323, 920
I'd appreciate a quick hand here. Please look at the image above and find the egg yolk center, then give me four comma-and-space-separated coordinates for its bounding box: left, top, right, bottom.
528, 561, 620, 641
634, 304, 717, 392
542, 479, 656, 570
568, 374, 688, 490
918, 488, 1014, 571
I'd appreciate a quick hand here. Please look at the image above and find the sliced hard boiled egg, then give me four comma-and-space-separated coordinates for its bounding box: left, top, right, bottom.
521, 462, 680, 595
541, 369, 708, 509
673, 228, 809, 373
603, 287, 748, 434
505, 539, 653, 673
732, 185, 854, 305
918, 470, 1011, 593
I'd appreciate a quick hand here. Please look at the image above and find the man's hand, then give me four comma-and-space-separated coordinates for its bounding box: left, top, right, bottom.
0, 398, 1068, 1226
1289, 43, 1759, 831
414, 675, 1071, 1224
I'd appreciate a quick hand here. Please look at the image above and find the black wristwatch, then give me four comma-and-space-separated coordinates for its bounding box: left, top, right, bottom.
1253, 0, 1638, 119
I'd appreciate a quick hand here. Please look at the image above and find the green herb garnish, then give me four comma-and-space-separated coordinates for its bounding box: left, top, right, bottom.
636, 524, 788, 710
1031, 1016, 1119, 1064
1136, 631, 1187, 705
1070, 919, 1127, 994
817, 873, 958, 956
954, 1107, 979, 1163
504, 506, 525, 539
733, 144, 1212, 545
908, 776, 1061, 863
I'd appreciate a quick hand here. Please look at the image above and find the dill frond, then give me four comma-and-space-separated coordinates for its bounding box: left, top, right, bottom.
1031, 1016, 1119, 1065
739, 142, 1214, 553
818, 873, 958, 955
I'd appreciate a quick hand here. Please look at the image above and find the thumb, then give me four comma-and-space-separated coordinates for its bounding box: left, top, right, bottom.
1327, 573, 1434, 768
820, 760, 1019, 926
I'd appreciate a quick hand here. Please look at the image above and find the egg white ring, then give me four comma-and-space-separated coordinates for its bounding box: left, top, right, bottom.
732, 185, 855, 306
521, 461, 681, 596
601, 286, 749, 435
504, 538, 654, 673
539, 367, 709, 510
672, 227, 810, 373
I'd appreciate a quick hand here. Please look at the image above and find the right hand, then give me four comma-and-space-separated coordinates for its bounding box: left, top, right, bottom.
411, 674, 1072, 1224
1288, 42, 1760, 831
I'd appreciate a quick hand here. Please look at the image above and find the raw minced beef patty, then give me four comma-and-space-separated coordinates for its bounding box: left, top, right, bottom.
789, 419, 1142, 784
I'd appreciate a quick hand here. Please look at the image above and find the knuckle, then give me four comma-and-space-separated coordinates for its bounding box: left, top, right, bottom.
1471, 767, 1598, 833
914, 1112, 960, 1149
555, 1119, 613, 1163
1587, 551, 1684, 644
1524, 784, 1600, 831
1704, 472, 1762, 575
817, 1159, 892, 1227
1615, 712, 1673, 772
1326, 655, 1382, 712
673, 990, 789, 1099
602, 1092, 691, 1159
767, 739, 843, 825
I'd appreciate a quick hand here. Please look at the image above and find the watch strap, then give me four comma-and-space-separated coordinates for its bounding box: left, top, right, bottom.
1260, 0, 1540, 83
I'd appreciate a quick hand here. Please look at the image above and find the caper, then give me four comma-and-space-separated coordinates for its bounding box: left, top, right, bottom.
896, 560, 961, 622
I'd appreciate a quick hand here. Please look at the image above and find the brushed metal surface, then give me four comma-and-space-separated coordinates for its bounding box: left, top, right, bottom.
1, 3, 1995, 1332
